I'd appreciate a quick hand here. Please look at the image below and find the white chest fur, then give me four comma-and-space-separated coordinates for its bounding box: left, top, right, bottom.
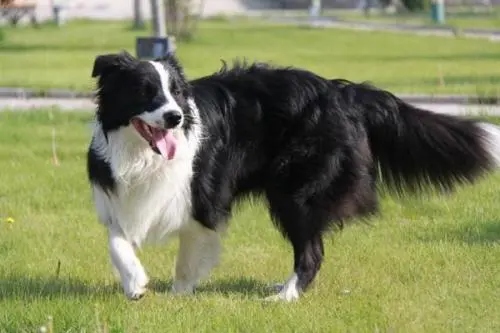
90, 124, 196, 247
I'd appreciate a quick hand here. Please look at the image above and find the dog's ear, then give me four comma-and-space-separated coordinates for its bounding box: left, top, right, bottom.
91, 51, 135, 78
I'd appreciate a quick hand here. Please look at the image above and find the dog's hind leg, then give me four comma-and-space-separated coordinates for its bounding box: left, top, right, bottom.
171, 221, 222, 295
263, 164, 375, 301
265, 230, 324, 302
108, 227, 149, 300
263, 188, 327, 301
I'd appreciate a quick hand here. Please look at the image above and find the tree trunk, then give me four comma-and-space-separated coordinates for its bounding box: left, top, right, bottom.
164, 0, 203, 41
133, 0, 145, 29
383, 0, 408, 13
165, 0, 179, 37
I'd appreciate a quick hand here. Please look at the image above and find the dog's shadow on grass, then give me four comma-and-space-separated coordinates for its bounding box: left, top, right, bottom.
0, 275, 271, 300
150, 277, 271, 298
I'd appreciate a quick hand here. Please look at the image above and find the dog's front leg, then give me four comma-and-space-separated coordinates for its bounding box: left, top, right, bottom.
108, 227, 149, 300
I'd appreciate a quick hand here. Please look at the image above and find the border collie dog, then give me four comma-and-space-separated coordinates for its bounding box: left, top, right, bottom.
88, 51, 500, 301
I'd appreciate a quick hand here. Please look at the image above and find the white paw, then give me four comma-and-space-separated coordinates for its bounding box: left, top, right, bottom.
125, 285, 148, 300
264, 288, 300, 302
123, 274, 149, 300
264, 274, 300, 302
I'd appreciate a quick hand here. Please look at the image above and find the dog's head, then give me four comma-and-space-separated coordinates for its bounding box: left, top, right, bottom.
92, 51, 194, 159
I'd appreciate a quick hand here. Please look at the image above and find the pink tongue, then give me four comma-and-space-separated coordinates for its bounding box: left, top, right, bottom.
152, 128, 177, 160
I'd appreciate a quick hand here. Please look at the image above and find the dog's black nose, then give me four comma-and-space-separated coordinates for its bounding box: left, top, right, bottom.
163, 110, 182, 128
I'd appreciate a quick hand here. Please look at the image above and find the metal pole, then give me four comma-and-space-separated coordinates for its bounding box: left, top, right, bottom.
150, 0, 167, 37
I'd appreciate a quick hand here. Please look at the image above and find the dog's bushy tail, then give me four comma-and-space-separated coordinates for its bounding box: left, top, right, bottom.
331, 79, 500, 192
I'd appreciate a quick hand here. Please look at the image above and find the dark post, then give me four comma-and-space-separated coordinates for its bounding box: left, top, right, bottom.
136, 0, 176, 59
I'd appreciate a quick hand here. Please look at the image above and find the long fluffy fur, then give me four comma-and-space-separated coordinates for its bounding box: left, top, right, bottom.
87, 53, 500, 301
330, 79, 498, 192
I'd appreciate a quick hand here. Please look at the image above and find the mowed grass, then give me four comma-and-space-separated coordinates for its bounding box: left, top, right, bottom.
0, 19, 500, 95
0, 110, 500, 332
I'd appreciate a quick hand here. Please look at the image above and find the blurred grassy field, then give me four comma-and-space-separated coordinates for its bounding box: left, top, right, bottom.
0, 110, 499, 332
0, 19, 499, 95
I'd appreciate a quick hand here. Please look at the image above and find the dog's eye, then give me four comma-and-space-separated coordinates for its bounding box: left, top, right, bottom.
171, 85, 182, 96
170, 80, 184, 96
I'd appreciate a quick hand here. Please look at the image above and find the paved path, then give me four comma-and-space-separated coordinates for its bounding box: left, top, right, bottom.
1, 87, 496, 106
273, 16, 500, 41
0, 98, 94, 111
1, 98, 499, 116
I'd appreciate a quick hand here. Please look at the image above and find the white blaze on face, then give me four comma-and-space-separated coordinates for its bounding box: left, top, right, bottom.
130, 61, 184, 159
136, 61, 183, 128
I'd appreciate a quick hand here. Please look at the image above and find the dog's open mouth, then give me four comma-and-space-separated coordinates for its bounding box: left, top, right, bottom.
131, 118, 177, 160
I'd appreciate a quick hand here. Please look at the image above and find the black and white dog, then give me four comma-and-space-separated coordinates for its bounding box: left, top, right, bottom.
88, 51, 500, 301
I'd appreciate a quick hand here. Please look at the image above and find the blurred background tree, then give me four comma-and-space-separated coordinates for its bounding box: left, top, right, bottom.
133, 0, 145, 29
164, 0, 205, 41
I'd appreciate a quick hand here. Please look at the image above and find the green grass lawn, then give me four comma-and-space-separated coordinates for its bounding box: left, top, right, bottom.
0, 19, 500, 95
0, 109, 500, 332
